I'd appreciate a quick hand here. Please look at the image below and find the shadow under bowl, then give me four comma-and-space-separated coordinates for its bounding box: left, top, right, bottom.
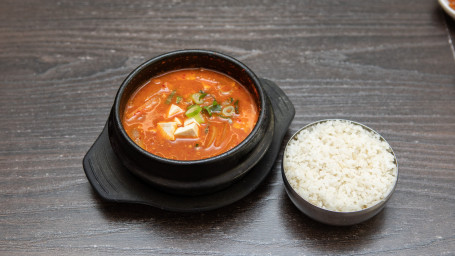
108, 49, 272, 196
281, 119, 399, 226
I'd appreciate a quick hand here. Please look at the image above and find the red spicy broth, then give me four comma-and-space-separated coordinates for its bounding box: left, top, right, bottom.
122, 68, 259, 160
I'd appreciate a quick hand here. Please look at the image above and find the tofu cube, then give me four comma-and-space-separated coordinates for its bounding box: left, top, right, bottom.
174, 123, 199, 138
183, 118, 201, 127
174, 117, 182, 126
168, 104, 184, 118
157, 122, 178, 140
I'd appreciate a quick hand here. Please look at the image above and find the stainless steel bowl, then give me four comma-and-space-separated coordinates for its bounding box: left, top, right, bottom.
281, 119, 399, 226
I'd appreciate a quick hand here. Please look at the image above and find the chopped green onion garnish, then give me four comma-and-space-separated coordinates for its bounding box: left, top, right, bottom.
203, 100, 221, 116
191, 93, 204, 104
176, 96, 182, 104
211, 100, 221, 112
218, 114, 231, 119
199, 91, 207, 100
165, 90, 176, 104
193, 112, 205, 123
234, 100, 239, 114
186, 105, 202, 118
222, 106, 235, 116
204, 106, 212, 116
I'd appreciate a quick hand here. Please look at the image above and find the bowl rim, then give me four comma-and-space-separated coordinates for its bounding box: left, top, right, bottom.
282, 119, 399, 215
112, 49, 267, 165
439, 0, 455, 20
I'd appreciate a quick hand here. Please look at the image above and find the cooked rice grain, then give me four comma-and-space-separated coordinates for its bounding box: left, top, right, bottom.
283, 120, 397, 212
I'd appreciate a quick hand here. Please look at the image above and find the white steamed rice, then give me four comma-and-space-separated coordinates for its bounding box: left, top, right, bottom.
283, 120, 397, 212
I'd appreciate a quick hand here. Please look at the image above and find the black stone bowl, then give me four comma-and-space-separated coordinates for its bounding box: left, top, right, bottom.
108, 50, 272, 196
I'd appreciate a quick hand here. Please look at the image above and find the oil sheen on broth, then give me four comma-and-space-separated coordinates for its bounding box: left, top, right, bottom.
122, 68, 259, 160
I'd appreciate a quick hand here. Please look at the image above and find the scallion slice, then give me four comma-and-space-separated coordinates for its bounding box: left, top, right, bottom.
191, 93, 204, 104
204, 100, 221, 116
211, 100, 221, 112
193, 112, 205, 123
186, 105, 202, 118
199, 91, 207, 100
165, 90, 176, 104
222, 106, 235, 116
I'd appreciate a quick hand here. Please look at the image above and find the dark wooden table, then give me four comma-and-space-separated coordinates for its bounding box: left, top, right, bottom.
1, 0, 454, 255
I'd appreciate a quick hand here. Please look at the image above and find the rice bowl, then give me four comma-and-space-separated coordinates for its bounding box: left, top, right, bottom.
282, 119, 398, 225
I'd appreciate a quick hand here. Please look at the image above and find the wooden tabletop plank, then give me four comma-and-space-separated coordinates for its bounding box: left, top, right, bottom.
0, 0, 454, 255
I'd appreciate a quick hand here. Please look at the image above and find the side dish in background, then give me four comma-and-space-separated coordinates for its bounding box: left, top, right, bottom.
122, 68, 259, 161
439, 0, 455, 19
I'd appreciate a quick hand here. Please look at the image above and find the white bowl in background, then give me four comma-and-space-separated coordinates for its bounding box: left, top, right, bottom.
439, 0, 455, 20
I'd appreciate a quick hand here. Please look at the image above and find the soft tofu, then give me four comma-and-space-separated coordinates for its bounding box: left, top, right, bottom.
183, 118, 200, 127
157, 122, 178, 140
174, 123, 199, 138
174, 117, 182, 126
168, 104, 184, 118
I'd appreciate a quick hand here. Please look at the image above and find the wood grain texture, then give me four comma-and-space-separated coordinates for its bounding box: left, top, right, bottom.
0, 0, 454, 255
